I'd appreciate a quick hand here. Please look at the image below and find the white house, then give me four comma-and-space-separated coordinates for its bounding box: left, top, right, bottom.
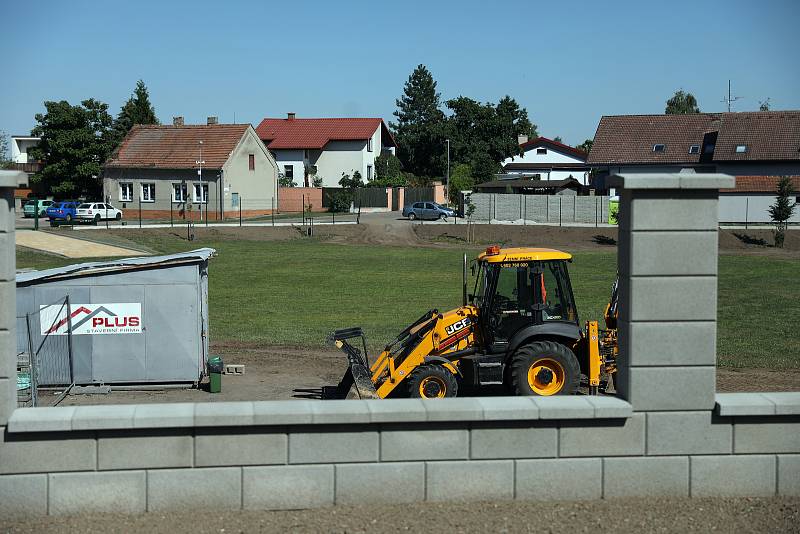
255, 113, 397, 187
11, 136, 40, 164
501, 136, 590, 186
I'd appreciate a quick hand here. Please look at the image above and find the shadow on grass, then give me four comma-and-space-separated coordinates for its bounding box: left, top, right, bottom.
592, 234, 617, 246
733, 232, 770, 247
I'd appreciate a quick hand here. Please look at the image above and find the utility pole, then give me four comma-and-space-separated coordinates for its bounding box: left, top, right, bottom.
196, 140, 205, 221
721, 80, 742, 112
445, 138, 450, 204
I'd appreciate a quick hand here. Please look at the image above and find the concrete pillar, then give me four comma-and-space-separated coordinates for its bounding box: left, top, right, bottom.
0, 171, 24, 425
608, 174, 735, 411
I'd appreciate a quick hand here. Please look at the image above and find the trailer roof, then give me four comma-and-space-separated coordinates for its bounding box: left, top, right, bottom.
16, 248, 216, 285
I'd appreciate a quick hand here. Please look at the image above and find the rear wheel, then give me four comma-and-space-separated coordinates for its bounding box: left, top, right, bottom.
65, 214, 72, 222
407, 365, 458, 398
115, 212, 122, 220
510, 341, 580, 396
94, 214, 101, 222
408, 212, 417, 220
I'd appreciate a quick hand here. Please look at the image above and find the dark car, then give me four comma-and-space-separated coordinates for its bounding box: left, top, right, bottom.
46, 201, 80, 222
402, 202, 456, 220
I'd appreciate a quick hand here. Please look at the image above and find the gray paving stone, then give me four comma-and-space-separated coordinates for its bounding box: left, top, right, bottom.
628, 277, 717, 322
618, 366, 715, 411
98, 430, 193, 470
7, 406, 75, 432
534, 396, 594, 419
335, 462, 424, 505
424, 397, 484, 421
289, 430, 378, 463
72, 405, 136, 430
516, 458, 602, 501
734, 417, 800, 453
252, 400, 314, 425
691, 455, 776, 497
364, 398, 428, 422
629, 231, 718, 276
426, 460, 514, 501
243, 465, 333, 510
49, 471, 146, 515
470, 423, 557, 459
147, 467, 241, 511
762, 393, 800, 415
133, 403, 195, 428
475, 397, 538, 421
604, 456, 689, 497
621, 321, 716, 367
0, 474, 47, 518
0, 427, 96, 474
310, 400, 370, 424
560, 413, 645, 457
647, 411, 732, 455
381, 428, 468, 461
778, 455, 800, 495
196, 429, 287, 466
585, 396, 633, 418
715, 393, 775, 416
195, 401, 254, 426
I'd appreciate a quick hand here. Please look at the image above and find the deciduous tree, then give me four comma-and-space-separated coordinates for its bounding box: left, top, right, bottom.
576, 139, 593, 153
665, 90, 700, 114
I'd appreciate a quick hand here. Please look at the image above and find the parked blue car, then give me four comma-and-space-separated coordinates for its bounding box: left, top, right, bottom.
46, 201, 80, 223
402, 202, 456, 220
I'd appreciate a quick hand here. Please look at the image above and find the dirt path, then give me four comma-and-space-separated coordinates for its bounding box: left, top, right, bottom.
16, 229, 148, 258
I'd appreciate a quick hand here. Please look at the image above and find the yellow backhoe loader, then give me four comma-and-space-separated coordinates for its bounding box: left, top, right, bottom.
328, 246, 618, 399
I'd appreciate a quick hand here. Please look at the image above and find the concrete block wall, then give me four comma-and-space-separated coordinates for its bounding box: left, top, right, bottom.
469, 193, 609, 224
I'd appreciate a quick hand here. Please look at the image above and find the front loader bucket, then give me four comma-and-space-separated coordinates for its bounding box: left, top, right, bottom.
325, 327, 379, 399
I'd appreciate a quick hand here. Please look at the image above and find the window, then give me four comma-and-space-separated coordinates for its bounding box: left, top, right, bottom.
119, 182, 133, 202
653, 144, 666, 152
284, 165, 294, 180
172, 183, 188, 203
367, 138, 373, 152
248, 154, 255, 171
703, 143, 715, 154
688, 145, 700, 154
193, 183, 209, 204
537, 148, 547, 155
735, 144, 747, 153
367, 165, 373, 181
141, 183, 155, 202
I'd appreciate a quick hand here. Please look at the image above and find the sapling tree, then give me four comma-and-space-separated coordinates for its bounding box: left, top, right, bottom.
768, 176, 796, 248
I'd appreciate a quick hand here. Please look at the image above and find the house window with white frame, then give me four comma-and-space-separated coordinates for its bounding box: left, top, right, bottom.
141, 183, 155, 202
367, 137, 373, 152
367, 164, 373, 181
119, 182, 133, 202
172, 183, 188, 203
193, 183, 209, 204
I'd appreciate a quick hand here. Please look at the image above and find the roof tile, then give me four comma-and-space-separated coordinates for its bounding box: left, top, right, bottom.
255, 117, 395, 150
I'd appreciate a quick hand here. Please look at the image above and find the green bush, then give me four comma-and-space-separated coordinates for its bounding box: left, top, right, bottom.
329, 190, 352, 213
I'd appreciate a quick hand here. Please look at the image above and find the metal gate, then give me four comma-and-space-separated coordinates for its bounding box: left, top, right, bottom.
352, 188, 388, 208
17, 296, 75, 388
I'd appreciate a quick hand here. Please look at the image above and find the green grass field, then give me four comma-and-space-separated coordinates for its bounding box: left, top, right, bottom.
16, 233, 800, 369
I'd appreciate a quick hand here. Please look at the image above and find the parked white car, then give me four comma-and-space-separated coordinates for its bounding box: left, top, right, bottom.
75, 202, 123, 222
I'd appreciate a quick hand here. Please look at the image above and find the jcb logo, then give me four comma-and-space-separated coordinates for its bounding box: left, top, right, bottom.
444, 318, 471, 336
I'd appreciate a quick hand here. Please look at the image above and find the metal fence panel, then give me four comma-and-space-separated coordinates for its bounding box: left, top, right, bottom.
404, 187, 435, 205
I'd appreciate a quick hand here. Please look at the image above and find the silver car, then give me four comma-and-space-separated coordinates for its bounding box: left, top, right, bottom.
402, 202, 455, 220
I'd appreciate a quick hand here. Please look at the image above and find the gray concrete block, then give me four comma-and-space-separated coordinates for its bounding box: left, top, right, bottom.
778, 455, 800, 495
426, 460, 514, 501
560, 413, 645, 457
0, 474, 47, 518
98, 430, 193, 470
8, 406, 75, 432
585, 396, 633, 418
364, 398, 428, 422
609, 174, 681, 190
243, 465, 333, 510
289, 430, 378, 464
604, 456, 689, 497
691, 455, 775, 497
0, 428, 96, 474
72, 405, 136, 430
196, 428, 287, 466
310, 399, 370, 424
471, 423, 557, 459
626, 191, 720, 231
715, 393, 776, 416
49, 471, 146, 515
617, 366, 715, 411
621, 321, 717, 367
335, 462, 424, 505
0, 331, 13, 380
476, 397, 538, 421
0, 233, 13, 281
0, 379, 12, 425
133, 403, 195, 428
534, 396, 594, 419
252, 400, 314, 425
630, 231, 718, 276
195, 401, 254, 426
647, 411, 731, 455
424, 397, 484, 421
516, 458, 602, 501
763, 393, 800, 415
381, 428, 468, 461
0, 282, 12, 334
735, 417, 800, 453
147, 467, 241, 511
628, 277, 717, 322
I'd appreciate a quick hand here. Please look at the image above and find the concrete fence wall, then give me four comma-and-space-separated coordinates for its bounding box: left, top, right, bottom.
0, 170, 797, 518
469, 193, 610, 224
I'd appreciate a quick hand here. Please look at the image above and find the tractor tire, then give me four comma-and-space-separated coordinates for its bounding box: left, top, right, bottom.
407, 364, 458, 399
510, 341, 580, 396
408, 212, 417, 221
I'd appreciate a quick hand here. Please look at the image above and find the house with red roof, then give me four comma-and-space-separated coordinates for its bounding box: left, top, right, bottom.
500, 136, 590, 186
255, 113, 397, 187
103, 117, 279, 219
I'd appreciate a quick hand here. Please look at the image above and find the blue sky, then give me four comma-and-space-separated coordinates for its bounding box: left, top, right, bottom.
2, 0, 798, 147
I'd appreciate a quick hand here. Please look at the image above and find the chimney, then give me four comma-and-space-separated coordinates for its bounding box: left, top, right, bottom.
207, 116, 218, 125
287, 112, 296, 121
173, 116, 184, 127
518, 134, 528, 145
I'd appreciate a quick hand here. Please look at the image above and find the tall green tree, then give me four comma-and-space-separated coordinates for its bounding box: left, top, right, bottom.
665, 90, 700, 114
768, 176, 797, 248
0, 130, 11, 169
29, 99, 114, 196
759, 98, 771, 111
576, 139, 593, 153
371, 152, 406, 186
391, 65, 447, 179
112, 80, 159, 145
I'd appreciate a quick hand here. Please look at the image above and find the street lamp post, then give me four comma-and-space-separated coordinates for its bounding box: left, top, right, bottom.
445, 138, 450, 205
196, 140, 205, 221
